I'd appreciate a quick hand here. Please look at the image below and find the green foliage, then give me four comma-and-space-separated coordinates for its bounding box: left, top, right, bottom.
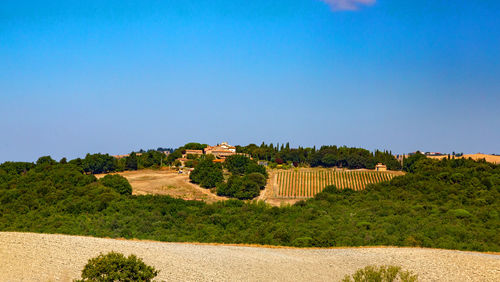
189, 158, 223, 188
342, 265, 418, 282
75, 252, 158, 282
183, 142, 208, 150
403, 152, 426, 172
218, 155, 268, 199
81, 154, 116, 174
449, 209, 472, 218
237, 143, 401, 170
0, 161, 34, 175
216, 175, 260, 199
37, 156, 57, 166
99, 174, 132, 195
224, 155, 251, 175
137, 150, 167, 168
125, 153, 138, 171
0, 156, 498, 252
246, 172, 267, 189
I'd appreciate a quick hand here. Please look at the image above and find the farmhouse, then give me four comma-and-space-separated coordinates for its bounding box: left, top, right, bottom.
375, 163, 387, 171
183, 149, 203, 158
204, 142, 237, 158
205, 142, 236, 154
175, 142, 252, 167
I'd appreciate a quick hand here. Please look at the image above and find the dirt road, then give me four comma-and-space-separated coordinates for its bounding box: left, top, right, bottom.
1, 232, 499, 281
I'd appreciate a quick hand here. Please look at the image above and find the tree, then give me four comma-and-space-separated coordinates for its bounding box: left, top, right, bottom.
99, 174, 132, 195
225, 155, 251, 175
81, 154, 116, 174
190, 157, 223, 188
76, 252, 159, 282
403, 152, 426, 172
36, 156, 57, 166
321, 154, 337, 167
125, 152, 138, 171
246, 172, 267, 189
216, 175, 260, 199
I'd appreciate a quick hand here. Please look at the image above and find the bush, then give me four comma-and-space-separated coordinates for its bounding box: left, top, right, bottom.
190, 158, 224, 188
342, 265, 418, 282
449, 209, 472, 218
76, 252, 159, 282
216, 175, 260, 199
99, 174, 132, 195
81, 153, 117, 174
246, 172, 267, 189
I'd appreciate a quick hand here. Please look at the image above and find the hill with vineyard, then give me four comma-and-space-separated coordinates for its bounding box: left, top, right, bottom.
274, 169, 402, 198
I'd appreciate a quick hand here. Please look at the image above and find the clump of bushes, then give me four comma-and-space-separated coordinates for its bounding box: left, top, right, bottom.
75, 252, 159, 282
189, 156, 224, 188
215, 155, 268, 199
99, 174, 132, 195
216, 174, 261, 199
342, 265, 418, 282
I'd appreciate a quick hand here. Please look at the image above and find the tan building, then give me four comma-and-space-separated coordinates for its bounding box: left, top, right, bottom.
204, 142, 237, 158
375, 163, 387, 171
183, 149, 203, 158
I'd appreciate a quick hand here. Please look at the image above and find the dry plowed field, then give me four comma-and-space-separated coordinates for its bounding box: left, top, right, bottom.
95, 169, 224, 203
1, 232, 499, 281
275, 170, 399, 198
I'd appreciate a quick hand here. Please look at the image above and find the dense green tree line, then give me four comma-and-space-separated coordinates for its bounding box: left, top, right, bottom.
236, 143, 401, 170
0, 155, 498, 251
65, 150, 169, 174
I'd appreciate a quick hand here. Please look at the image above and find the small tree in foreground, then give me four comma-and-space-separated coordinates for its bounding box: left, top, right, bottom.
75, 252, 159, 282
342, 265, 418, 282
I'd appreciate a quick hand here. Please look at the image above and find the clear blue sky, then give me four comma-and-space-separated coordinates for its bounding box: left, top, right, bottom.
1, 0, 499, 162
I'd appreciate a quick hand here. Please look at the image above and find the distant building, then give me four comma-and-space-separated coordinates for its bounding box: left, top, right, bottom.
204, 142, 237, 158
113, 153, 143, 159
175, 142, 253, 166
183, 149, 203, 158
375, 163, 387, 171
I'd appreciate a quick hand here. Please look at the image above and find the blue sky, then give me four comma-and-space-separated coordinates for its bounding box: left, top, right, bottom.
1, 0, 499, 162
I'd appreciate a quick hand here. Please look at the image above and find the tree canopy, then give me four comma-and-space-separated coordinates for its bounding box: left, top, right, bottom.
189, 156, 224, 188
0, 154, 498, 252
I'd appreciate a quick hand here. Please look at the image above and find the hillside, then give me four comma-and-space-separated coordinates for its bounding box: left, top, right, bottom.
1, 156, 499, 251
427, 153, 500, 164
95, 169, 224, 203
273, 169, 402, 198
1, 232, 499, 281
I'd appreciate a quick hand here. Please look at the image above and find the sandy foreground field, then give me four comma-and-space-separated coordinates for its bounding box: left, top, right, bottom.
1, 232, 499, 281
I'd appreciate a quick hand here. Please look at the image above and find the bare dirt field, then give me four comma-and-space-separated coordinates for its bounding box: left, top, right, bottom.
427, 153, 500, 164
95, 169, 224, 203
1, 232, 499, 281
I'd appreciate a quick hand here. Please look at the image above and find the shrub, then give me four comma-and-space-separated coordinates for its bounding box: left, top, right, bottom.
99, 174, 132, 195
216, 175, 260, 199
190, 158, 224, 188
449, 209, 472, 218
76, 252, 159, 282
342, 265, 418, 282
246, 172, 267, 189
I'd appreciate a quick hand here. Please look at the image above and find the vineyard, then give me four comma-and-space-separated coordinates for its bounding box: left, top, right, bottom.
275, 169, 398, 198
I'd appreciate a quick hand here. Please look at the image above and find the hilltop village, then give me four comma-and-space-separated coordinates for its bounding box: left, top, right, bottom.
177, 142, 250, 167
